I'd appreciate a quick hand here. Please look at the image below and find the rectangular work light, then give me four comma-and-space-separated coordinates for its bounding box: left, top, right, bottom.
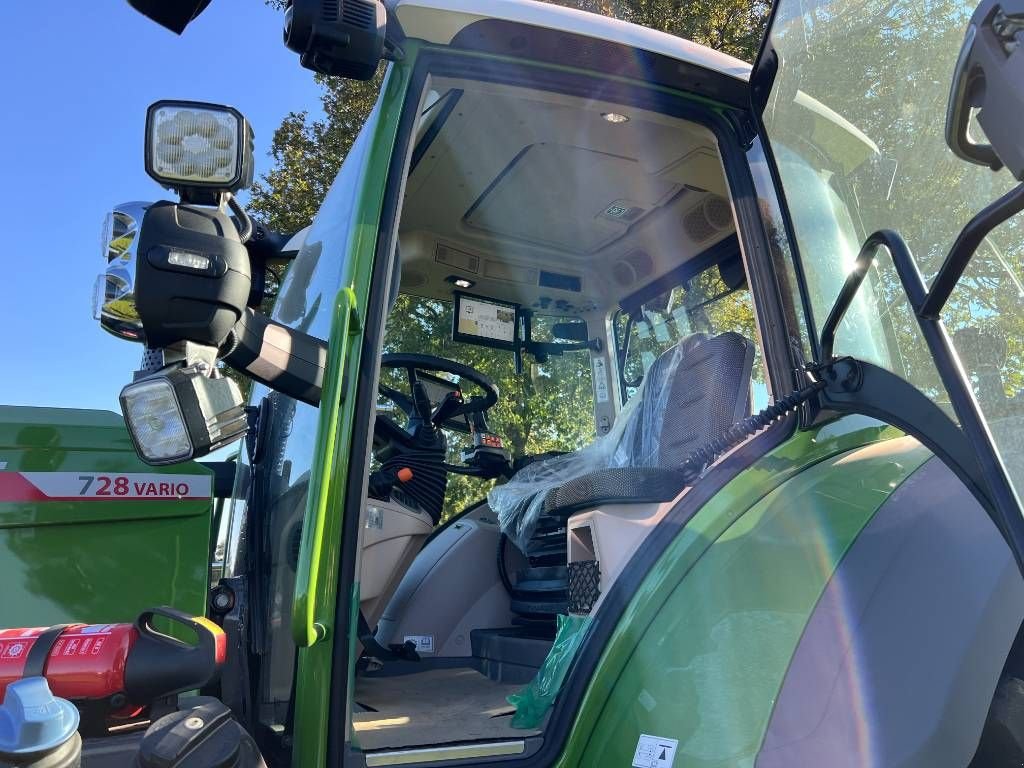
145, 100, 254, 197
120, 363, 247, 466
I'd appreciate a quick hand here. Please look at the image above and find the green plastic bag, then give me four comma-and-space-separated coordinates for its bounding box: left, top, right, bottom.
507, 614, 592, 729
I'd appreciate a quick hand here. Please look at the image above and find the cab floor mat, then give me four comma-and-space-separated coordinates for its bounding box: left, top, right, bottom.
353, 667, 541, 750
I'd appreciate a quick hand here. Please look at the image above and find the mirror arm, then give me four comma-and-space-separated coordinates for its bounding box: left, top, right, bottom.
818, 227, 1024, 577
918, 182, 1024, 318
222, 309, 327, 407
819, 229, 910, 362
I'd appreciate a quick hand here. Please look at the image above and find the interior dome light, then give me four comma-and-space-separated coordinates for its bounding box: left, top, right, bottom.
601, 112, 630, 124
445, 275, 475, 289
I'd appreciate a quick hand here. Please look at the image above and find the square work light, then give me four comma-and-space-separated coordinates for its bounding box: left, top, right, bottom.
145, 100, 254, 197
120, 363, 247, 466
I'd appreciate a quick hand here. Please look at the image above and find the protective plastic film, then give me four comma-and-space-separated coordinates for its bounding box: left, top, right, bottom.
507, 613, 592, 729
489, 336, 706, 551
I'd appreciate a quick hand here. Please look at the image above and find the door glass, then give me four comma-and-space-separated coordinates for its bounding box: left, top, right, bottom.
759, 0, 1024, 487
226, 105, 380, 730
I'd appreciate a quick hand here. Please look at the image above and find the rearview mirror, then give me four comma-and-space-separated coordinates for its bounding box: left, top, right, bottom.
126, 0, 213, 34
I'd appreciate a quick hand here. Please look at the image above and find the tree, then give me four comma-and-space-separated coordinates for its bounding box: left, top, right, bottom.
760, 0, 1023, 411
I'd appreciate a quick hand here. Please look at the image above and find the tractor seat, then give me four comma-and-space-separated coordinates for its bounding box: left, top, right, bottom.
493, 331, 755, 620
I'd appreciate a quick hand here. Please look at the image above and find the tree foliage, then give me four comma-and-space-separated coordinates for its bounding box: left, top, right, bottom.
762, 0, 1024, 411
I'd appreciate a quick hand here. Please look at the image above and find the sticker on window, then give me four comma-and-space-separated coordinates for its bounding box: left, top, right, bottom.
592, 357, 609, 403
672, 306, 691, 335
632, 734, 678, 768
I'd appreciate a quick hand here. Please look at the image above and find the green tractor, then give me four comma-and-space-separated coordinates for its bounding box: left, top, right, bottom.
3, 0, 1024, 764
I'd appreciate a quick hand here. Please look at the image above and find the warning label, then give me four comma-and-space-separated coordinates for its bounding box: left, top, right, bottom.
592, 357, 609, 404
632, 734, 678, 768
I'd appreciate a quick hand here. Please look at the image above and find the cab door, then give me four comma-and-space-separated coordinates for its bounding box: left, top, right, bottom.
748, 0, 1024, 562
224, 60, 419, 767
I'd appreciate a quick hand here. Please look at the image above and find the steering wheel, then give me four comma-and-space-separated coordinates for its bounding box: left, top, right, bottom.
376, 353, 498, 446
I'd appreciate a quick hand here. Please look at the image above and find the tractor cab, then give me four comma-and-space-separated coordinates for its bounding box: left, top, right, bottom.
248, 61, 772, 754
8, 0, 1024, 765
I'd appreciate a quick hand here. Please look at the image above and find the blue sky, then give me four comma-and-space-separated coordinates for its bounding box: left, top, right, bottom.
0, 1, 323, 413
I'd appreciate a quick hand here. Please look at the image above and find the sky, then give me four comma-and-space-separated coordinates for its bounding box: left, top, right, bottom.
0, 1, 323, 413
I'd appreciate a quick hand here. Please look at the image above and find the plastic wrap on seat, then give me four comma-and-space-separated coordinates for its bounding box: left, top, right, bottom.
489, 335, 708, 552
490, 332, 756, 551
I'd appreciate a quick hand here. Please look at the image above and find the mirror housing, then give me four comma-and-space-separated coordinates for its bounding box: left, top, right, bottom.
283, 0, 387, 80
946, 0, 1024, 179
95, 201, 251, 350
126, 0, 213, 34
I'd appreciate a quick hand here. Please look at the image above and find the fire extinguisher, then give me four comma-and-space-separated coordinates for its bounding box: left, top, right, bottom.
0, 607, 225, 733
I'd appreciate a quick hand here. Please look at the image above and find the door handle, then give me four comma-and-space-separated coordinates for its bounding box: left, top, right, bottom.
292, 286, 360, 648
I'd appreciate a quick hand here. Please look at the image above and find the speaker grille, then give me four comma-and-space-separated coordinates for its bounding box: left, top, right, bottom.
703, 195, 733, 230
342, 0, 375, 29
321, 0, 339, 21
611, 249, 654, 287
683, 195, 732, 242
435, 244, 480, 273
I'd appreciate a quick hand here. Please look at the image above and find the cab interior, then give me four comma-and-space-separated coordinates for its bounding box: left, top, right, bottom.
344, 73, 765, 755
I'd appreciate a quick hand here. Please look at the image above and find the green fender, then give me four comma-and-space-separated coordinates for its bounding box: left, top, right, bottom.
556, 417, 931, 766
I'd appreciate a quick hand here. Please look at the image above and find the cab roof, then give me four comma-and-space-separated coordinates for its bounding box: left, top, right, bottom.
391, 0, 752, 81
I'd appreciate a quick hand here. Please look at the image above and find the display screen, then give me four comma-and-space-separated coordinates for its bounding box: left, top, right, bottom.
452, 292, 519, 350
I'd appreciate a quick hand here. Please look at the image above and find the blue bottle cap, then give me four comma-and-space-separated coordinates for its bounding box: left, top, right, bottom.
0, 677, 80, 756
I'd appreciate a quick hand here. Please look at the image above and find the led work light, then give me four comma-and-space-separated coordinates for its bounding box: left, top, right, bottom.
120, 362, 247, 466
145, 101, 254, 199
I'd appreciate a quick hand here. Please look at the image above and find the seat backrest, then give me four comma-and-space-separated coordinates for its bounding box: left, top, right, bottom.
618, 331, 755, 467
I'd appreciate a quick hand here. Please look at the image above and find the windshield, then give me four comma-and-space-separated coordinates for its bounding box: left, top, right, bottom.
761, 0, 1024, 490
615, 251, 767, 409
379, 294, 596, 520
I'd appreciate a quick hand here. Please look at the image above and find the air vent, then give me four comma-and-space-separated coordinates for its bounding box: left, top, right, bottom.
682, 195, 733, 242
341, 0, 375, 29
611, 249, 654, 287
539, 270, 582, 292
321, 0, 339, 21
484, 260, 538, 285
435, 244, 480, 273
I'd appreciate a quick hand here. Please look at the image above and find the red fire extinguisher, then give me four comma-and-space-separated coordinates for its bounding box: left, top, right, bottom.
0, 607, 225, 730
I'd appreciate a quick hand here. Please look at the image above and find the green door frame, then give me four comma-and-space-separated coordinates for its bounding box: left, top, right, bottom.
289, 51, 419, 766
